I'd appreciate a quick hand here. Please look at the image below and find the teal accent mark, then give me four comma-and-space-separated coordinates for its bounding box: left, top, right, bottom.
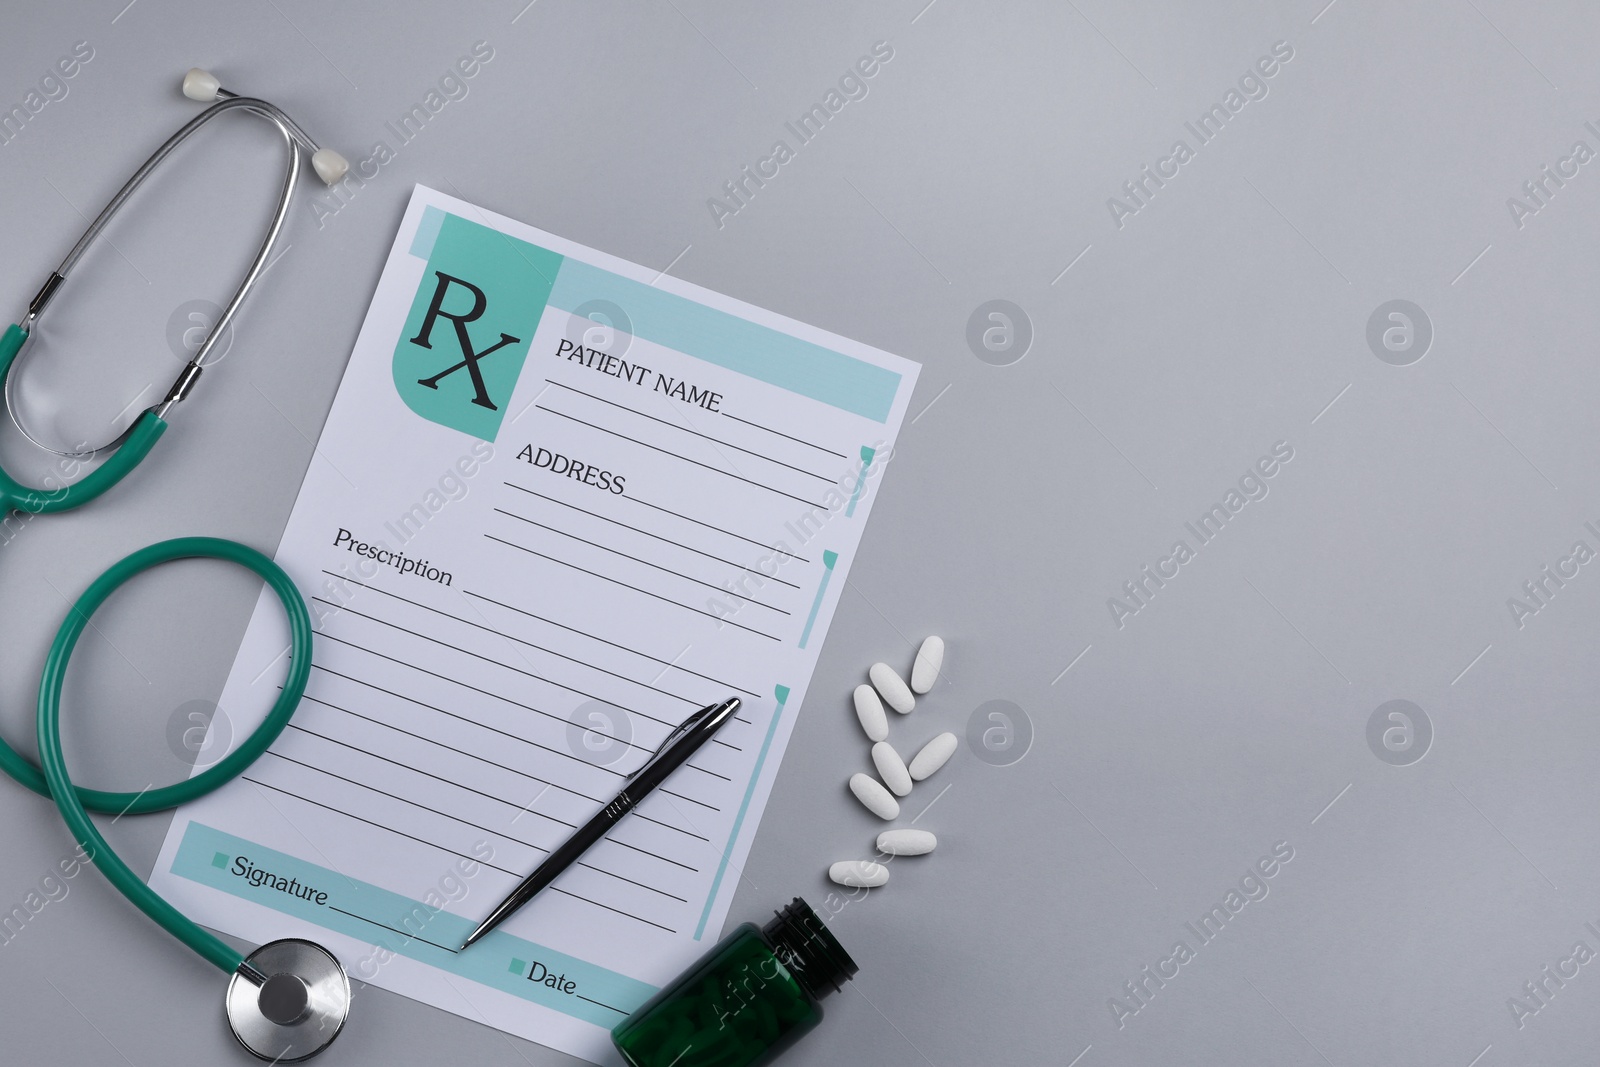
695, 685, 791, 940
798, 551, 839, 650
844, 446, 876, 517
171, 822, 655, 1027
211, 851, 229, 869
410, 205, 447, 259
547, 257, 901, 423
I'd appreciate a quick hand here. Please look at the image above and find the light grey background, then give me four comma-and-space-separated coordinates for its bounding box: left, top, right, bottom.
2, 1, 1597, 1064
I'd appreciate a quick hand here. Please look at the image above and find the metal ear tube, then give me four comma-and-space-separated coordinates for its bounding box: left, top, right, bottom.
2, 68, 348, 461
0, 69, 353, 1062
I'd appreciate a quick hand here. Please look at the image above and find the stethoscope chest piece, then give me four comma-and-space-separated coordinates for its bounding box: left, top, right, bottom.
226, 939, 350, 1062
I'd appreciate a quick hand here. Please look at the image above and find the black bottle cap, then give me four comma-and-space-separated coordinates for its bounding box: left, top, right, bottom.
762, 897, 859, 1000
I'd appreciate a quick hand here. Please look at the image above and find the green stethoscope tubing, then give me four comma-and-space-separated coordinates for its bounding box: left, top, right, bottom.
0, 324, 168, 514
0, 536, 313, 975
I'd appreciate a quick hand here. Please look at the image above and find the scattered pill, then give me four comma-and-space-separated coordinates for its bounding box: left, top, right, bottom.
829, 860, 889, 888
910, 636, 944, 694
870, 662, 915, 714
853, 684, 888, 742
849, 772, 900, 820
908, 732, 957, 780
877, 829, 937, 856
872, 742, 913, 797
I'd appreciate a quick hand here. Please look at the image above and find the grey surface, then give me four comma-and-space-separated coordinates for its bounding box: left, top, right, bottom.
2, 1, 1598, 1064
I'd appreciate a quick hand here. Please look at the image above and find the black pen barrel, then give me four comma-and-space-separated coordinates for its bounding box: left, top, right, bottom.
510, 802, 626, 907
462, 697, 739, 949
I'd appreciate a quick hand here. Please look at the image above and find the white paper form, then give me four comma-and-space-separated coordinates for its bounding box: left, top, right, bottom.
150, 185, 919, 1062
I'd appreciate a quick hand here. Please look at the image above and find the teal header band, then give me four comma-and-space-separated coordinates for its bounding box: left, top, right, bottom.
548, 257, 901, 422
398, 208, 902, 430
409, 204, 447, 259
172, 822, 656, 1028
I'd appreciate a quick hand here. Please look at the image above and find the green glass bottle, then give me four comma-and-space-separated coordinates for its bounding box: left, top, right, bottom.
613, 898, 858, 1067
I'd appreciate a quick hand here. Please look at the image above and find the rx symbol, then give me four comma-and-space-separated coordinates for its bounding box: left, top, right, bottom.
409, 271, 521, 410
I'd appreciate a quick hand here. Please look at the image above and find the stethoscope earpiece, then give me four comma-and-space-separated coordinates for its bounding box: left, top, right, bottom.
0, 68, 354, 1062
312, 147, 350, 185
181, 67, 221, 102
226, 940, 351, 1062
1, 67, 352, 466
181, 67, 349, 184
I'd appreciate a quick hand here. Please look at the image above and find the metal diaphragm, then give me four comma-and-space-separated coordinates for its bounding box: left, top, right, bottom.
226, 939, 350, 1062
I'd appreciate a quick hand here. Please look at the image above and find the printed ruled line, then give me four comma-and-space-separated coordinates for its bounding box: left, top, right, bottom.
313, 662, 639, 767
494, 507, 792, 614
307, 656, 721, 838
503, 483, 802, 589
545, 380, 835, 483
305, 690, 732, 791
621, 492, 808, 562
315, 597, 686, 725
268, 745, 692, 902
487, 533, 782, 641
316, 627, 744, 762
331, 585, 695, 703
324, 601, 704, 727
605, 837, 698, 872
537, 405, 825, 508
571, 860, 690, 901
322, 572, 758, 712
243, 776, 520, 876
315, 631, 671, 743
657, 788, 720, 813
242, 778, 677, 932
720, 410, 846, 458
326, 906, 460, 954
683, 762, 731, 782
300, 694, 602, 803
314, 639, 742, 762
276, 731, 576, 830
575, 993, 630, 1014
460, 587, 760, 696
533, 882, 676, 932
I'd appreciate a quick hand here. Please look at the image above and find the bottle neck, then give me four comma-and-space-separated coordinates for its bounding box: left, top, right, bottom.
762, 898, 858, 1001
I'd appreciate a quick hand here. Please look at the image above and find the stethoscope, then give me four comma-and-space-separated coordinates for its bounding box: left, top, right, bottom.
0, 70, 355, 1062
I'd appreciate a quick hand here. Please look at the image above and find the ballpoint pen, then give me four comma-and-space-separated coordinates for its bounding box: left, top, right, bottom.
461, 696, 742, 950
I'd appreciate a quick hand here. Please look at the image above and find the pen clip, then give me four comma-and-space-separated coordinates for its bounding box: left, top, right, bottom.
625, 698, 738, 784
625, 710, 705, 784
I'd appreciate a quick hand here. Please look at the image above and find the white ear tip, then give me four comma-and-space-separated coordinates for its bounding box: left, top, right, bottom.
182, 68, 221, 102
312, 148, 349, 185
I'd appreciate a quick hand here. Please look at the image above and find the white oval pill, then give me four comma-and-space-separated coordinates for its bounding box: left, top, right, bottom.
872, 742, 913, 797
910, 635, 944, 694
870, 662, 915, 714
877, 829, 937, 856
908, 732, 957, 780
849, 772, 900, 820
853, 684, 888, 742
829, 860, 889, 888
